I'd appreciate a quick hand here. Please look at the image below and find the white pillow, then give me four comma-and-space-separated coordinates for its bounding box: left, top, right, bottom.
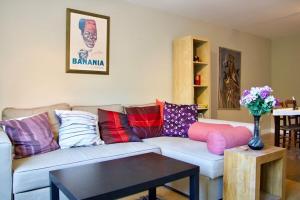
55, 110, 103, 149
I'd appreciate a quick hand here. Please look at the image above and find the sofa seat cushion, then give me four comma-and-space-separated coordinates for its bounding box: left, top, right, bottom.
12, 142, 161, 194
143, 137, 224, 179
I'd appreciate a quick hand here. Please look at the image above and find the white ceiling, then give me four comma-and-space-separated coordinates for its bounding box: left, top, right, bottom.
125, 0, 300, 39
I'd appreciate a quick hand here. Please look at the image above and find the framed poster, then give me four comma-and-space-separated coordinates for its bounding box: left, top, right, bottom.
66, 8, 110, 74
218, 47, 241, 109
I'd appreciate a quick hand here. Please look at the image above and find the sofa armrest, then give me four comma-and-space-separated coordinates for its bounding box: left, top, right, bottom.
198, 118, 254, 134
0, 128, 12, 200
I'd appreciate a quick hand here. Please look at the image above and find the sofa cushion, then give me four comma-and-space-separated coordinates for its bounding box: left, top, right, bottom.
156, 99, 165, 125
125, 105, 162, 139
198, 118, 253, 133
2, 103, 71, 137
207, 126, 252, 155
72, 104, 124, 115
12, 142, 161, 194
98, 109, 141, 144
163, 102, 198, 138
188, 122, 233, 142
0, 112, 59, 159
143, 137, 224, 179
55, 110, 103, 148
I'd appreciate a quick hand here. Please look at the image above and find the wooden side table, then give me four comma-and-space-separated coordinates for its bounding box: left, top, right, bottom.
223, 145, 286, 200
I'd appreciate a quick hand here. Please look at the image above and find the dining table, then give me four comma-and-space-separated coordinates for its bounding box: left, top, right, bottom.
273, 108, 300, 146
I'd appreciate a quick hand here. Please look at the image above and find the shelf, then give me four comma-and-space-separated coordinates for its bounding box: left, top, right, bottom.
193, 61, 208, 65
193, 85, 208, 88
197, 108, 208, 111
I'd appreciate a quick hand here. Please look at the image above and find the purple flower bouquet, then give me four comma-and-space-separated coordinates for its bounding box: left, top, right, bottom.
240, 86, 279, 116
240, 86, 279, 150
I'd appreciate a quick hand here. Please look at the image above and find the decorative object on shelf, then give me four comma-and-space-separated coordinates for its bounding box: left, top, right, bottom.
66, 8, 110, 75
194, 74, 201, 85
193, 56, 200, 62
240, 86, 279, 150
218, 47, 241, 110
292, 96, 298, 110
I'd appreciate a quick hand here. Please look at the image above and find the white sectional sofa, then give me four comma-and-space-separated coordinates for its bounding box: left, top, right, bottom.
0, 103, 253, 200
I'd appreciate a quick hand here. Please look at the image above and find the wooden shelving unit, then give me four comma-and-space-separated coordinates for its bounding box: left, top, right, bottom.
172, 35, 211, 118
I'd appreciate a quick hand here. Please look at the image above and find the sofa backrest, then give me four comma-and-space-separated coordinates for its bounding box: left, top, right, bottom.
1, 103, 71, 135
1, 103, 155, 135
72, 104, 124, 115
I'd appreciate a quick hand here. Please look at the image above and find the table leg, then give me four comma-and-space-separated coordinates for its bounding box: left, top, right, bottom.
50, 181, 59, 200
149, 187, 156, 200
274, 116, 280, 147
189, 173, 199, 200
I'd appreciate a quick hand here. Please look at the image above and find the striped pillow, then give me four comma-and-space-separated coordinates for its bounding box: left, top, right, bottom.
55, 110, 103, 149
0, 112, 59, 159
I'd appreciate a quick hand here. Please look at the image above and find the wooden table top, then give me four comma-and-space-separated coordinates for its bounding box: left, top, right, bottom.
49, 153, 199, 200
225, 145, 285, 158
273, 108, 300, 116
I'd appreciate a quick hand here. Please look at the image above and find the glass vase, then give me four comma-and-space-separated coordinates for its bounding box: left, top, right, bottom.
248, 115, 264, 150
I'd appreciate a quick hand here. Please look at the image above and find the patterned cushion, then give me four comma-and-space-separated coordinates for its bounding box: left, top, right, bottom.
0, 112, 59, 159
98, 109, 141, 144
125, 105, 162, 139
163, 102, 198, 137
55, 110, 103, 149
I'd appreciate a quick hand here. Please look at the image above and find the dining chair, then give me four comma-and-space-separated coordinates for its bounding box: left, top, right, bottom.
278, 101, 292, 148
284, 99, 300, 148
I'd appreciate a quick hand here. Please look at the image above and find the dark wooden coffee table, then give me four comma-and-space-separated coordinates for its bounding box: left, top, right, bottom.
49, 153, 199, 200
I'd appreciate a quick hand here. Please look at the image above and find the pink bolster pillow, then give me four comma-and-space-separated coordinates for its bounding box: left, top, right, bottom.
207, 126, 252, 155
188, 122, 233, 142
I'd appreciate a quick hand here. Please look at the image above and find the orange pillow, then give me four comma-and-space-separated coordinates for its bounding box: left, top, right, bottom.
155, 99, 165, 124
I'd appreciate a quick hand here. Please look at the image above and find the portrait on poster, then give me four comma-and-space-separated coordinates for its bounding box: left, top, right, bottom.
66, 8, 110, 74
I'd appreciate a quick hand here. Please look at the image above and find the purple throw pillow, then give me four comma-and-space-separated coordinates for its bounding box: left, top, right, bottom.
163, 102, 198, 137
0, 112, 59, 159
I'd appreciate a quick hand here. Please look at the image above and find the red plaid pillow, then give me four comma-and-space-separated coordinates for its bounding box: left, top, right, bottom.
125, 105, 162, 139
98, 109, 141, 144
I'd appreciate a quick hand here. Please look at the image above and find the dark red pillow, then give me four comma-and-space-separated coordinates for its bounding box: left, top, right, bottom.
125, 105, 162, 139
98, 109, 141, 144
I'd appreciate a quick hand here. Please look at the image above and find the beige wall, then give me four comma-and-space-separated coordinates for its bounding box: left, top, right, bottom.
212, 31, 271, 130
271, 35, 300, 102
0, 0, 271, 128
